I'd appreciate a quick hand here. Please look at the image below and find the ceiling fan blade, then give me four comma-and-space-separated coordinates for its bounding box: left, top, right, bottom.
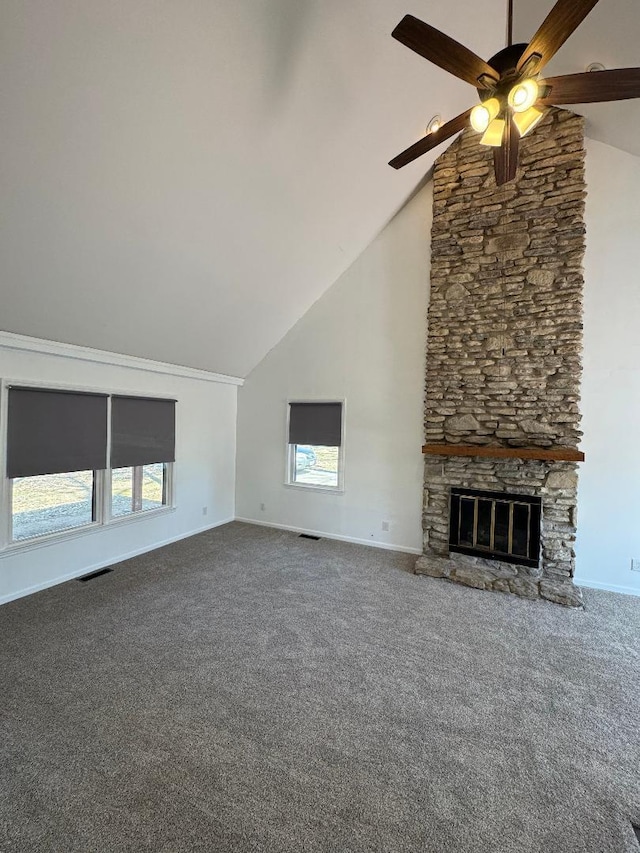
389, 110, 472, 170
517, 0, 601, 76
540, 69, 640, 104
493, 118, 519, 186
392, 15, 499, 89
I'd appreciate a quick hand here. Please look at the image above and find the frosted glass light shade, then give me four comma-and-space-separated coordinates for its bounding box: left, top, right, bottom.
513, 107, 544, 137
508, 79, 539, 113
480, 118, 505, 147
470, 98, 500, 133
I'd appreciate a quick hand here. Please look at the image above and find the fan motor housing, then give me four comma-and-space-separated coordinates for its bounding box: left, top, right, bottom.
477, 42, 529, 97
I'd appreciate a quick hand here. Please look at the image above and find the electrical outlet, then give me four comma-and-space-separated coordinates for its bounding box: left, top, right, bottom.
260, 503, 266, 512
631, 559, 640, 572
202, 506, 208, 516
381, 521, 390, 532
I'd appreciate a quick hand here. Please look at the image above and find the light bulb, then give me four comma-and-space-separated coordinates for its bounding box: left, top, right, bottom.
471, 104, 490, 133
470, 98, 500, 133
426, 115, 443, 134
508, 79, 539, 113
513, 106, 545, 137
480, 118, 506, 147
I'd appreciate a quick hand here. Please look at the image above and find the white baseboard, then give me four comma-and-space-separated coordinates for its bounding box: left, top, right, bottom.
235, 517, 422, 555
0, 516, 235, 606
574, 577, 640, 598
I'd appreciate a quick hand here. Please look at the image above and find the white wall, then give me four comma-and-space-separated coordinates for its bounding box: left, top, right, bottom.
236, 137, 640, 597
6, 141, 638, 603
0, 336, 238, 603
575, 139, 640, 596
235, 185, 432, 553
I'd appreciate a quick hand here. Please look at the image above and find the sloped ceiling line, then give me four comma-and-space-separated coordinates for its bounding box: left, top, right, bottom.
0, 0, 636, 376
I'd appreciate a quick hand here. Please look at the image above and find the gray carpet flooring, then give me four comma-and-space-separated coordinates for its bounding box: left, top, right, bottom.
2, 521, 640, 852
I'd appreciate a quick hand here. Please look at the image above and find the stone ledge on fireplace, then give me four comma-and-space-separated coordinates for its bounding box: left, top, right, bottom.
415, 552, 584, 608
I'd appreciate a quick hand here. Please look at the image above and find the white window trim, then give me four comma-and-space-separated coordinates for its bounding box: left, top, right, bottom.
284, 398, 346, 493
0, 378, 176, 555
0, 506, 178, 557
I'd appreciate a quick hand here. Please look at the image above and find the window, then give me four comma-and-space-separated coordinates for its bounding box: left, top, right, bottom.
286, 401, 344, 490
6, 387, 107, 542
109, 395, 174, 520
291, 445, 340, 488
3, 384, 176, 546
111, 463, 168, 518
11, 471, 97, 541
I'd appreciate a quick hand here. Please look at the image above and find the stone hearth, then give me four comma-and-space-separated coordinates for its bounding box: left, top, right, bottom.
416, 109, 585, 608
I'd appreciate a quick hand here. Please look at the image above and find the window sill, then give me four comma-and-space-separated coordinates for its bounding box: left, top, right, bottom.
284, 482, 344, 494
0, 505, 176, 557
105, 505, 176, 531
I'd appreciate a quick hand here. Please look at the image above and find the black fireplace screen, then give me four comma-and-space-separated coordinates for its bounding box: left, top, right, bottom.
449, 488, 541, 568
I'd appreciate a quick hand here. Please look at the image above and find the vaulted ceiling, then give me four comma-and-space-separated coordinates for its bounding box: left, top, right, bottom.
1, 1, 637, 376
515, 0, 640, 159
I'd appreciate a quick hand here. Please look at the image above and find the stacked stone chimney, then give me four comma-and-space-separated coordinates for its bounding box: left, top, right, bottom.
416, 109, 585, 607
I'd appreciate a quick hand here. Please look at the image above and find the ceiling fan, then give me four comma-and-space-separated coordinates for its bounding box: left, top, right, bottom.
389, 0, 640, 185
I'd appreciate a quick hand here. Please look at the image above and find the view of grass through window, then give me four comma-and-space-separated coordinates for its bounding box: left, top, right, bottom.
10, 463, 167, 543
111, 463, 165, 517
11, 471, 95, 541
294, 445, 339, 487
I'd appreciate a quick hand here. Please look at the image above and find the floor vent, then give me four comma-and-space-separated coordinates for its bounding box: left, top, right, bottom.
77, 568, 113, 583
633, 824, 640, 843
299, 534, 321, 541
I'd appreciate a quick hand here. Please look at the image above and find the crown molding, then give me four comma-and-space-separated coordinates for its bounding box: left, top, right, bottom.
0, 331, 244, 386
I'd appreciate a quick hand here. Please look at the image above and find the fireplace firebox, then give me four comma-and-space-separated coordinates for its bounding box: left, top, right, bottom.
448, 488, 541, 569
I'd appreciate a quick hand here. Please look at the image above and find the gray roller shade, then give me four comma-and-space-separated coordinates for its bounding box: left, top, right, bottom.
111, 396, 176, 468
7, 387, 108, 479
288, 402, 342, 446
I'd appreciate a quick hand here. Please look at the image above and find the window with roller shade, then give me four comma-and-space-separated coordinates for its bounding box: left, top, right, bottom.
7, 387, 108, 540
4, 385, 176, 545
110, 396, 175, 518
286, 401, 344, 490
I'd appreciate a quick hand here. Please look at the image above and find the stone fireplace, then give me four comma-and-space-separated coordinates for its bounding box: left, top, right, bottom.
415, 108, 585, 608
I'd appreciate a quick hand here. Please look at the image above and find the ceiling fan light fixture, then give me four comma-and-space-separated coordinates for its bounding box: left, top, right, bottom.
513, 106, 545, 137
480, 117, 506, 147
470, 98, 500, 133
388, 2, 640, 184
508, 78, 539, 112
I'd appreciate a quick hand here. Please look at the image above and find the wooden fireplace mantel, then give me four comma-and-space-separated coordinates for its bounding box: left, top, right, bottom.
422, 444, 585, 463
